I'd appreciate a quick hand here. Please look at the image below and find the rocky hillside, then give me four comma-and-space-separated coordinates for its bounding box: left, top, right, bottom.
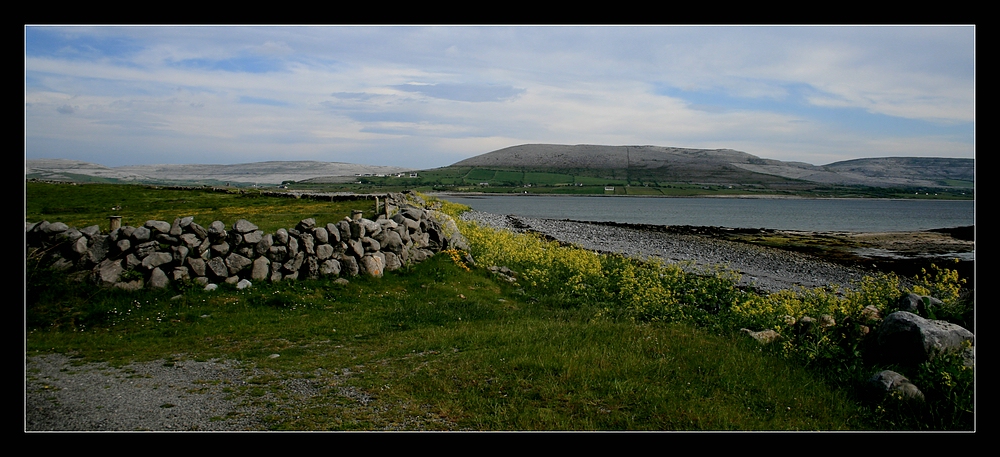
451, 144, 974, 188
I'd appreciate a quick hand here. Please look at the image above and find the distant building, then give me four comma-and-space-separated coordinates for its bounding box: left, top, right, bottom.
410, 173, 418, 178
605, 186, 615, 192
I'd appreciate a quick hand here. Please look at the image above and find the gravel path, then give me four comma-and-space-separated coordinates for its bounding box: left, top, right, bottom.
460, 210, 874, 294
24, 353, 271, 431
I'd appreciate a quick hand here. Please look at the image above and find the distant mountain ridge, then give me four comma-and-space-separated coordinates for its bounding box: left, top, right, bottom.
451, 144, 974, 188
25, 159, 413, 185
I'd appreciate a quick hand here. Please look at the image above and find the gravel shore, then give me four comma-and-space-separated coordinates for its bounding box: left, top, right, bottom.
460, 210, 874, 294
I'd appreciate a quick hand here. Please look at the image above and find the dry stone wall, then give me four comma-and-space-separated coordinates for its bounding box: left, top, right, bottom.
25, 192, 468, 290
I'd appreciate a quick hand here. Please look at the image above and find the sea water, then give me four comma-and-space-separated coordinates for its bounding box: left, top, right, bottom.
439, 194, 974, 232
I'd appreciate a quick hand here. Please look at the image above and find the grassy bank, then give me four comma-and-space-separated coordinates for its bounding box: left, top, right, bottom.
24, 182, 973, 430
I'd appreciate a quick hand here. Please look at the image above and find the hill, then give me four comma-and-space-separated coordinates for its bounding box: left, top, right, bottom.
451, 144, 974, 188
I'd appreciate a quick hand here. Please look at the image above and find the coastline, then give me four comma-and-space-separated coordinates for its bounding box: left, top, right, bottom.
459, 210, 974, 294
430, 191, 975, 202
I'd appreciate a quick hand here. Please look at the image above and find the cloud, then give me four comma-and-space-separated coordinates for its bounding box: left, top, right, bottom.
23, 26, 975, 168
392, 82, 525, 103
238, 96, 290, 107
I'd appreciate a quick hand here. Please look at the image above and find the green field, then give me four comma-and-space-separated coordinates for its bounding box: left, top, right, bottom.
283, 166, 974, 200
25, 182, 973, 430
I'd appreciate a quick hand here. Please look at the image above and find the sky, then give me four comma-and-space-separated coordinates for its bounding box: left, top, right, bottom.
24, 25, 975, 169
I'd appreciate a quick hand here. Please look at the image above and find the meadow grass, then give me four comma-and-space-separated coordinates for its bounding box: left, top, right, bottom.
24, 182, 972, 430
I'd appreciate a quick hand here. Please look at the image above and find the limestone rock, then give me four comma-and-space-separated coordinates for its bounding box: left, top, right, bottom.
876, 311, 974, 365
233, 219, 259, 234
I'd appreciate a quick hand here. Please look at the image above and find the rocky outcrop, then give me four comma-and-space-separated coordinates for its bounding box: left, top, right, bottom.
26, 192, 468, 290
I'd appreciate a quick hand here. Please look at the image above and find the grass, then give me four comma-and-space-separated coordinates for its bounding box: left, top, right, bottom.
24, 181, 972, 430
25, 181, 376, 234
26, 253, 870, 430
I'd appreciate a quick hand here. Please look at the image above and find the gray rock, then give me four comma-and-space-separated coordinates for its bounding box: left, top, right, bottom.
211, 241, 230, 257
131, 226, 151, 243
275, 228, 289, 245
305, 256, 320, 279
336, 221, 351, 241
296, 218, 316, 232
71, 236, 89, 256
267, 245, 288, 263
869, 370, 924, 401
179, 233, 201, 249
187, 221, 208, 239
207, 257, 229, 278
255, 234, 273, 257
381, 230, 403, 253
362, 236, 381, 253
187, 257, 207, 277
283, 252, 305, 273
208, 221, 227, 241
299, 233, 315, 255
742, 328, 780, 344
243, 230, 263, 245
252, 256, 270, 281
877, 311, 974, 365
313, 227, 329, 244
340, 255, 359, 276
899, 292, 945, 315
42, 221, 69, 234
383, 251, 402, 271
170, 218, 183, 236
326, 223, 341, 243
145, 220, 172, 234
172, 245, 190, 265
360, 255, 384, 277
236, 279, 252, 290
142, 252, 173, 270
320, 259, 341, 277
171, 266, 190, 282
86, 235, 111, 265
80, 225, 101, 238
225, 253, 253, 276
316, 244, 335, 260
93, 259, 124, 286
233, 219, 258, 234
148, 267, 170, 289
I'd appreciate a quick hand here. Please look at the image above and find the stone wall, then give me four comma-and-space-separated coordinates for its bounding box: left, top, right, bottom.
25, 192, 468, 290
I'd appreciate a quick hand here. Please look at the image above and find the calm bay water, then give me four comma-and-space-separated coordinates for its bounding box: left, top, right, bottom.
439, 194, 975, 232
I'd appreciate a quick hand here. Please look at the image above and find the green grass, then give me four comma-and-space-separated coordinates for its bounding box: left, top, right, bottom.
25, 181, 375, 233
27, 253, 871, 430
25, 181, 970, 430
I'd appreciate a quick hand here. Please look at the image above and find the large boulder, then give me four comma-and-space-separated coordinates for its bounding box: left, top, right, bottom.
876, 311, 974, 365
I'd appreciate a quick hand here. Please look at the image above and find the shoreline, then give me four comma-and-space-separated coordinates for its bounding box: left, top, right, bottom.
430, 191, 975, 203
459, 210, 974, 294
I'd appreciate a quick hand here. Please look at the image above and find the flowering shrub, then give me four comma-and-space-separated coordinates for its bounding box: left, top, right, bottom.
910, 261, 965, 306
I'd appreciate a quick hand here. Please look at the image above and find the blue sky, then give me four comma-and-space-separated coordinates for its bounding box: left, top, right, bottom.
24, 25, 975, 169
